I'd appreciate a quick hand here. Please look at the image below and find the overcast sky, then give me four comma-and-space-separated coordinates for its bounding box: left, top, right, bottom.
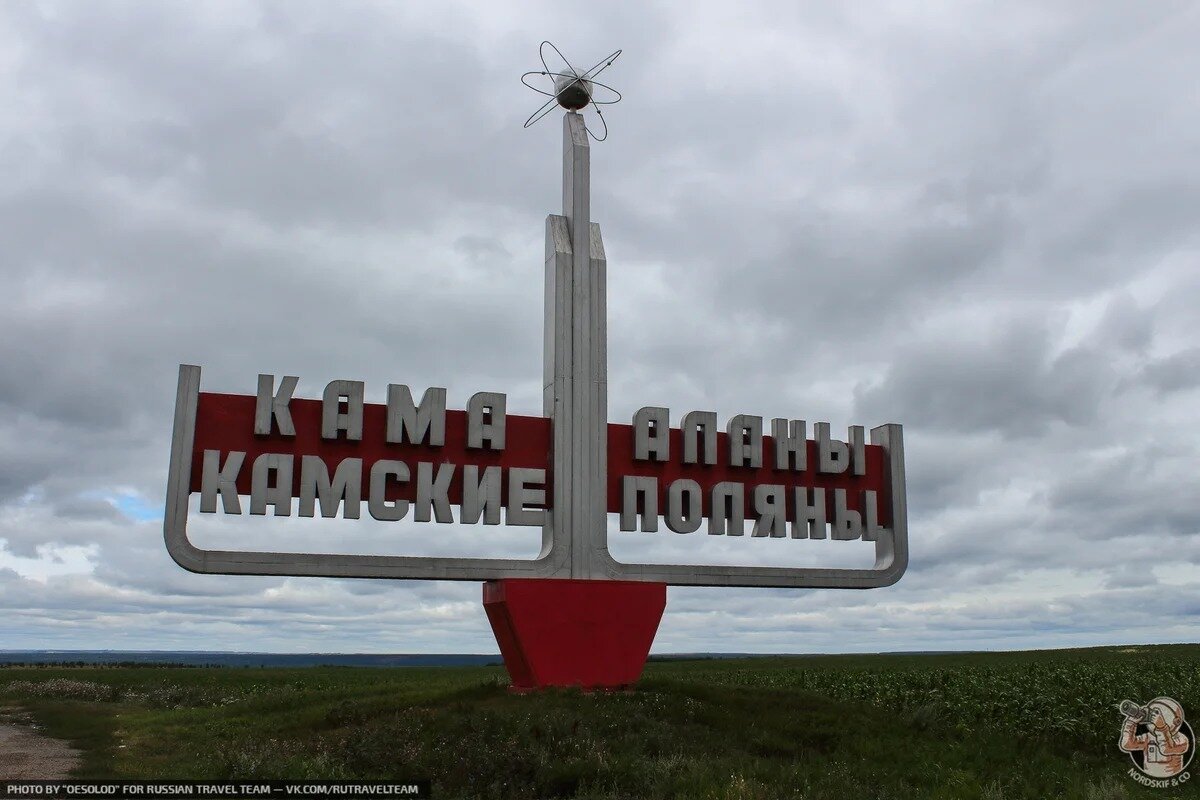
2, 1, 1198, 654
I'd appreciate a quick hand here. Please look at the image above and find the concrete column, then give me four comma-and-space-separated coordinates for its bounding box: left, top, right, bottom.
542, 112, 608, 578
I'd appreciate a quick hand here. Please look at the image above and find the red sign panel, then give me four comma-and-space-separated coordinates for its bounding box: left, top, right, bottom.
189, 391, 890, 524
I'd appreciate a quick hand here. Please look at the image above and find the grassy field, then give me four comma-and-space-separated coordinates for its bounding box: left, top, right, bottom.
2, 644, 1197, 799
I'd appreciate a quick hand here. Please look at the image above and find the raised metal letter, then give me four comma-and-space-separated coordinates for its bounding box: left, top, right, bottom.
816, 422, 849, 475
708, 481, 744, 536
793, 486, 826, 539
831, 488, 863, 540
665, 479, 703, 534
681, 411, 718, 465
752, 484, 786, 537
414, 461, 454, 523
467, 392, 506, 450
249, 453, 293, 516
728, 414, 763, 468
298, 456, 362, 519
620, 476, 658, 532
200, 449, 244, 514
255, 374, 298, 437
772, 418, 806, 471
322, 380, 364, 441
633, 407, 669, 462
850, 425, 866, 476
863, 489, 884, 542
368, 460, 410, 522
462, 465, 503, 525
386, 385, 447, 446
507, 467, 547, 527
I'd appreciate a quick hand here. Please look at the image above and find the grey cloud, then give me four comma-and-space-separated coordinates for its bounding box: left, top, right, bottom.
53, 497, 126, 523
853, 316, 1115, 436
1140, 348, 1200, 395
0, 1, 1198, 653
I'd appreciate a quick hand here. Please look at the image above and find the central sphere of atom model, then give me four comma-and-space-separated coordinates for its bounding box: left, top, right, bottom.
553, 73, 593, 110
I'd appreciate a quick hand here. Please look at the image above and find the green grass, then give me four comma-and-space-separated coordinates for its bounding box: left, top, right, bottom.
2, 644, 1197, 798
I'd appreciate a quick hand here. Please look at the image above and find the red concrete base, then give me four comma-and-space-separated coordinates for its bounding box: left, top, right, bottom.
483, 579, 667, 690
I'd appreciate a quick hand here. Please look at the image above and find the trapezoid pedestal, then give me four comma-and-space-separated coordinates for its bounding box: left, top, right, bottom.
483, 578, 666, 690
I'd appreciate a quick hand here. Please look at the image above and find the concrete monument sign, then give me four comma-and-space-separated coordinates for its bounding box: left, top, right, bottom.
165, 46, 908, 689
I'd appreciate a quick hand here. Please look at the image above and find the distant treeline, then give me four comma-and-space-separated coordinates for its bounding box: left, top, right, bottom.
3, 661, 225, 669
0, 652, 504, 668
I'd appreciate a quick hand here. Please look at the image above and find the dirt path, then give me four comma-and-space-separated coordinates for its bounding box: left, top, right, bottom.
0, 707, 81, 780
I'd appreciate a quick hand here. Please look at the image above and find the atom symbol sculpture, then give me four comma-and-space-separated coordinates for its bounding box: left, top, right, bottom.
521, 41, 622, 142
